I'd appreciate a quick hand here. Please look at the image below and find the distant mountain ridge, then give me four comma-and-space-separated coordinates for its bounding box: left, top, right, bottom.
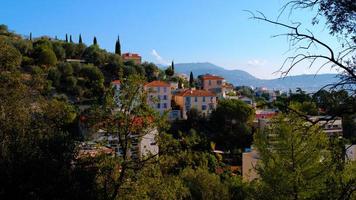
158, 62, 339, 91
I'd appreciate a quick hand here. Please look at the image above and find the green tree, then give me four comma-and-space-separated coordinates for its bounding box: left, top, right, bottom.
13, 39, 33, 55
63, 42, 75, 59
93, 36, 97, 45
142, 62, 159, 82
103, 53, 124, 80
75, 43, 86, 59
87, 75, 166, 200
69, 35, 73, 43
171, 60, 175, 72
35, 46, 57, 67
65, 33, 68, 42
80, 64, 105, 97
181, 167, 229, 200
52, 42, 66, 61
115, 35, 121, 55
254, 114, 332, 200
165, 66, 174, 77
0, 72, 96, 200
48, 67, 61, 87
0, 39, 22, 71
79, 34, 82, 44
189, 71, 194, 88
82, 45, 107, 66
210, 99, 255, 152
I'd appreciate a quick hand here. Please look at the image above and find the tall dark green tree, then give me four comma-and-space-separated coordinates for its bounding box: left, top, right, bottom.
210, 99, 254, 152
93, 36, 97, 46
69, 35, 73, 43
172, 60, 175, 72
79, 34, 82, 44
115, 35, 121, 55
29, 32, 32, 41
189, 71, 194, 88
65, 34, 68, 43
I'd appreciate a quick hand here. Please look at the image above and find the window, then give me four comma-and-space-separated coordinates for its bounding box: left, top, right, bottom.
203, 97, 206, 102
163, 103, 167, 108
157, 87, 160, 92
194, 96, 198, 102
163, 95, 167, 100
208, 80, 211, 85
217, 80, 222, 85
163, 87, 167, 93
202, 105, 207, 110
186, 97, 191, 103
185, 105, 190, 111
158, 95, 161, 100
211, 97, 214, 102
157, 103, 160, 109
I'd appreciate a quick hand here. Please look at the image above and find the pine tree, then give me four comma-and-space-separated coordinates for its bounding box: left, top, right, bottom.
115, 35, 121, 55
79, 34, 82, 44
93, 36, 97, 45
189, 71, 194, 88
253, 114, 333, 199
70, 35, 73, 43
65, 34, 68, 43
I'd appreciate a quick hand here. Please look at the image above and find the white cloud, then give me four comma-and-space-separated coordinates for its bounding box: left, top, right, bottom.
151, 49, 169, 65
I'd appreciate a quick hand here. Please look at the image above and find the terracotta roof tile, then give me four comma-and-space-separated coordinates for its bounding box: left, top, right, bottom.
112, 80, 121, 84
144, 81, 170, 87
176, 89, 216, 97
201, 74, 224, 80
122, 53, 141, 58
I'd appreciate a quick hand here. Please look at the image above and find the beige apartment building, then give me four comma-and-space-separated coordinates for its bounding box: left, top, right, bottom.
200, 74, 225, 91
174, 89, 217, 119
144, 81, 171, 114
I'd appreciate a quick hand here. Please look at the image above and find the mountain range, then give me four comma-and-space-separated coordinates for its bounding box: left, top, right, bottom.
159, 62, 340, 91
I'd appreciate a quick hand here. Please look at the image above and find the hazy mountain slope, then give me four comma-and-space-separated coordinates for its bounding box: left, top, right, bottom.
159, 62, 339, 91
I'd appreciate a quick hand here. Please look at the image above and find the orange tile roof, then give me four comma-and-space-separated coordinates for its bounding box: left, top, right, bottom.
176, 89, 216, 97
144, 80, 170, 87
122, 53, 141, 58
201, 74, 224, 80
112, 80, 121, 84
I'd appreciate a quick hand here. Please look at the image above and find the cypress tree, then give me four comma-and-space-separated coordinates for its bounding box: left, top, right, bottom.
171, 60, 175, 73
79, 34, 82, 44
189, 71, 194, 88
70, 35, 73, 43
65, 34, 68, 43
29, 32, 32, 41
93, 36, 97, 45
115, 35, 121, 55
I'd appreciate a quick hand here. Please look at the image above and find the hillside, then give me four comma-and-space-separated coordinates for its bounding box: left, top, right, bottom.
160, 62, 339, 91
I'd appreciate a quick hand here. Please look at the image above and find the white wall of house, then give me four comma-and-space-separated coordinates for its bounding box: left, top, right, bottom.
146, 86, 171, 114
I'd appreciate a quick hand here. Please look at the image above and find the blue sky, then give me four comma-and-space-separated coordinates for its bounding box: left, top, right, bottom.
1, 0, 339, 79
